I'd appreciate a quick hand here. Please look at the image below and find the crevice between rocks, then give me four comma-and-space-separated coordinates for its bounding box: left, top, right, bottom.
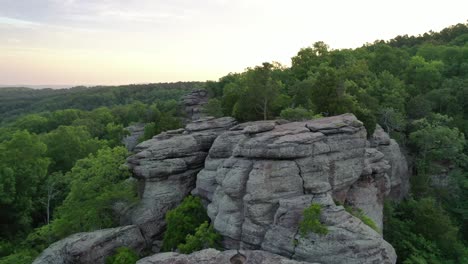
294, 160, 306, 195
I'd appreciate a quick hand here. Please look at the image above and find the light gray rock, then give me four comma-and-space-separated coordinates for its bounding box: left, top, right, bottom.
193, 114, 397, 263
126, 117, 237, 241
32, 225, 145, 264
182, 89, 209, 122
137, 248, 312, 264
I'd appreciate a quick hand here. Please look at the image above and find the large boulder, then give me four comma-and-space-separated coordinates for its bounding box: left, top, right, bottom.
137, 248, 312, 264
125, 117, 237, 242
193, 114, 397, 263
32, 225, 145, 264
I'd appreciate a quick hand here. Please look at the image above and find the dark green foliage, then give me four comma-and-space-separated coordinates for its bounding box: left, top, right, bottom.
202, 98, 223, 118
106, 247, 139, 264
42, 125, 107, 173
299, 203, 328, 237
0, 249, 38, 264
384, 200, 468, 263
162, 196, 209, 252
0, 83, 195, 125
0, 131, 49, 238
279, 107, 316, 121
177, 221, 222, 254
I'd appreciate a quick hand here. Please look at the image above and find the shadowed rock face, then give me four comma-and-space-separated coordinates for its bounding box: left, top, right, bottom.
370, 125, 410, 201
123, 123, 146, 152
125, 117, 237, 242
193, 114, 397, 264
137, 248, 313, 264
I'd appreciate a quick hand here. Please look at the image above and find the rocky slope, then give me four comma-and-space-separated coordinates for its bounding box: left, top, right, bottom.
33, 114, 408, 264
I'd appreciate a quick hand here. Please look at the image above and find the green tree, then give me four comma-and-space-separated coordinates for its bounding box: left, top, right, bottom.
280, 107, 316, 121
177, 221, 222, 254
162, 196, 209, 252
42, 125, 106, 172
0, 131, 49, 237
52, 147, 136, 237
202, 98, 223, 118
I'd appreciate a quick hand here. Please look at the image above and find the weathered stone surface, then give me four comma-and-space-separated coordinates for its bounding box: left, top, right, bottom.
193, 114, 397, 263
345, 148, 391, 231
123, 123, 145, 152
137, 248, 312, 264
370, 125, 410, 200
32, 225, 145, 264
125, 117, 237, 241
35, 114, 408, 264
182, 89, 209, 122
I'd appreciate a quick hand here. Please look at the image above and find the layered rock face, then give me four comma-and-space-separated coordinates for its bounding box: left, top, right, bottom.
125, 117, 237, 242
137, 248, 312, 264
32, 225, 145, 264
34, 114, 407, 264
193, 114, 397, 263
181, 89, 209, 122
370, 125, 410, 201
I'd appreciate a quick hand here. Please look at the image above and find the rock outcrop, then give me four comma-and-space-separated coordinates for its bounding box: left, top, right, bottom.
370, 125, 410, 200
123, 123, 146, 152
182, 89, 209, 122
125, 117, 237, 242
32, 225, 145, 264
193, 114, 396, 263
137, 248, 312, 264
34, 114, 407, 264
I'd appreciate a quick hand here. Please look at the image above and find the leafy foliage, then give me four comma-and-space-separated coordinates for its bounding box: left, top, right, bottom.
279, 107, 317, 121
162, 196, 210, 252
177, 221, 222, 254
106, 247, 139, 264
51, 147, 136, 238
299, 203, 328, 237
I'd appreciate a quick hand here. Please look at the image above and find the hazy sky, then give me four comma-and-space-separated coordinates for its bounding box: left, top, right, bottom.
0, 0, 467, 86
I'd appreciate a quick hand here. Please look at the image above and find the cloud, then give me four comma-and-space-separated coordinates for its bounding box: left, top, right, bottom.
0, 16, 41, 28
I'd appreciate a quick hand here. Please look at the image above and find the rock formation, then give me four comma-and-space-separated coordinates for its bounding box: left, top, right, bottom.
123, 123, 146, 152
32, 225, 146, 264
181, 89, 209, 122
370, 125, 410, 200
124, 117, 237, 243
193, 114, 396, 263
34, 114, 409, 264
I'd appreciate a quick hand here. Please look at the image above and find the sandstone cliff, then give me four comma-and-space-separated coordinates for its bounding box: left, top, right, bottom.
34, 114, 409, 264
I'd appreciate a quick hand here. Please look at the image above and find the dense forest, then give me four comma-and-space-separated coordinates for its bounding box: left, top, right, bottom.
1, 22, 467, 264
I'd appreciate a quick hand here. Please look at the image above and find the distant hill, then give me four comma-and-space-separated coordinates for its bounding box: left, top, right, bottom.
0, 82, 204, 124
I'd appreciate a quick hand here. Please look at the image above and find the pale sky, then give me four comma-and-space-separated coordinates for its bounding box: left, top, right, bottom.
0, 0, 467, 86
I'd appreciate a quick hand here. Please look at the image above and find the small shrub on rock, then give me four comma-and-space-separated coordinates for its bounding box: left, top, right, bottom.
106, 247, 139, 264
299, 203, 328, 237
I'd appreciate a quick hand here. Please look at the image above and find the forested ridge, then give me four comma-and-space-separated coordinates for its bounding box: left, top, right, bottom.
1, 22, 467, 264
